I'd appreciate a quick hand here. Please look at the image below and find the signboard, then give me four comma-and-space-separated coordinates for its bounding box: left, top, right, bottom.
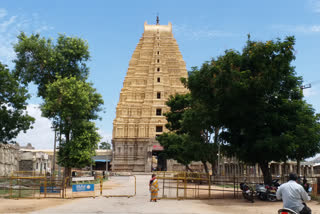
152, 145, 164, 151
72, 184, 94, 192
40, 186, 61, 193
72, 176, 94, 182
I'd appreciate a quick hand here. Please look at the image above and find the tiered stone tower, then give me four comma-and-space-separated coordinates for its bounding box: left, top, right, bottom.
112, 20, 188, 172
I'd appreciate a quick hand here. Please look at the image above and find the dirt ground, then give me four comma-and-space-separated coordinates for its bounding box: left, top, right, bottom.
0, 198, 72, 214
2, 176, 320, 214
202, 199, 320, 214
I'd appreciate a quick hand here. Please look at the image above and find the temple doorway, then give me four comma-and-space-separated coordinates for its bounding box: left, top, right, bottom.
152, 151, 167, 171
151, 144, 167, 171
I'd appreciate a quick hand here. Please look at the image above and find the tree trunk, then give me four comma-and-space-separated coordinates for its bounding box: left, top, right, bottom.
259, 161, 272, 185
283, 160, 287, 183
202, 161, 209, 174
64, 167, 71, 186
296, 159, 301, 176
210, 160, 217, 176
186, 165, 193, 172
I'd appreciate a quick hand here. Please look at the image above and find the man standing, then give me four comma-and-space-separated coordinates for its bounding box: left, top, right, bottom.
276, 173, 311, 214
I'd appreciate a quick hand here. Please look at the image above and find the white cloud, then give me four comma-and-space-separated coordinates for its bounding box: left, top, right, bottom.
303, 88, 318, 97
15, 104, 55, 149
97, 129, 112, 144
310, 0, 320, 13
0, 8, 7, 19
0, 9, 53, 67
14, 104, 113, 150
0, 16, 16, 33
173, 24, 234, 40
272, 24, 320, 34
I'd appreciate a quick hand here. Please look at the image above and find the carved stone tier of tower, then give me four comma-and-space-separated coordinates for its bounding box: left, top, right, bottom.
112, 21, 188, 172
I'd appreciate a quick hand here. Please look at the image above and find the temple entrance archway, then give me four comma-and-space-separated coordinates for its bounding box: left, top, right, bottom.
152, 151, 167, 171
151, 144, 167, 171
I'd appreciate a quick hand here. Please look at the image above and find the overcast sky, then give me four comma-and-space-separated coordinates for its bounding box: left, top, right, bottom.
0, 0, 319, 149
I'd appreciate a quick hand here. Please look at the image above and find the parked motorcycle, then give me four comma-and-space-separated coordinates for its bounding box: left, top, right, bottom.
277, 208, 298, 214
265, 184, 277, 201
240, 182, 254, 203
255, 184, 267, 200
256, 179, 279, 201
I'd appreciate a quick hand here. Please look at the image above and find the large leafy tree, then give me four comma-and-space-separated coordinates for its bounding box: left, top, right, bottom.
0, 62, 34, 143
13, 32, 89, 98
13, 32, 103, 176
41, 76, 103, 176
185, 36, 320, 184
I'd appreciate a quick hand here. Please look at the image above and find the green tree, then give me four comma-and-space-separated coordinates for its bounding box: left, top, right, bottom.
41, 76, 103, 176
13, 32, 89, 98
0, 62, 34, 143
186, 36, 320, 184
158, 93, 219, 173
286, 101, 320, 175
99, 141, 111, 150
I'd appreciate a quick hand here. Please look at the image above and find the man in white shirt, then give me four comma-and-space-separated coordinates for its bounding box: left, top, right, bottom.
276, 173, 311, 214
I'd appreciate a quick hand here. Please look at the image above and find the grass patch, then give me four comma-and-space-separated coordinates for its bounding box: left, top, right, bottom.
215, 184, 235, 188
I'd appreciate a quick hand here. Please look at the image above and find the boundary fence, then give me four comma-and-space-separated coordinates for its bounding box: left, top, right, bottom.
0, 175, 67, 199
0, 172, 136, 199
156, 171, 319, 200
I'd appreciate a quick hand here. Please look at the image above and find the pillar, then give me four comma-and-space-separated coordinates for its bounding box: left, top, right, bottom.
278, 163, 282, 176
255, 163, 259, 177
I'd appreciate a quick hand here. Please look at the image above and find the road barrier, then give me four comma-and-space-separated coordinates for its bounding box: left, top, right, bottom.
155, 171, 250, 200
0, 175, 67, 199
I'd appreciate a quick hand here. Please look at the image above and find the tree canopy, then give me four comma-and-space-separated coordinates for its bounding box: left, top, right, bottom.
99, 141, 111, 150
158, 92, 219, 173
0, 62, 34, 143
13, 32, 104, 175
160, 35, 320, 184
41, 76, 103, 170
13, 32, 90, 98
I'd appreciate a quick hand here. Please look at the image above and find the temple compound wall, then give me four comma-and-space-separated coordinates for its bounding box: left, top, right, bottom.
0, 144, 19, 176
112, 21, 189, 172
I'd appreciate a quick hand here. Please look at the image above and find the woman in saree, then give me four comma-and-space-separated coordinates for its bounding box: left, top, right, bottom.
149, 174, 159, 202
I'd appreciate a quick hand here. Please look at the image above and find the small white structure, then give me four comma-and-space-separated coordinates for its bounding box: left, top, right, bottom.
19, 150, 51, 174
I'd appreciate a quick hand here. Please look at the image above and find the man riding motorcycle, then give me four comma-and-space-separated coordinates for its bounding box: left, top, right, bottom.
276, 173, 311, 214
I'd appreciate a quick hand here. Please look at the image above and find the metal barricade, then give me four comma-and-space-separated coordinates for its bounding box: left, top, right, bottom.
0, 176, 67, 199
156, 171, 240, 200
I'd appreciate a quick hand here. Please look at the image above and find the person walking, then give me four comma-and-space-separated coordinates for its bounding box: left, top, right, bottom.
149, 174, 159, 202
276, 173, 311, 214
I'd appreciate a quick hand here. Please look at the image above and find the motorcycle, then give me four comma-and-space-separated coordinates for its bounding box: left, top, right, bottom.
265, 184, 277, 201
277, 208, 298, 214
255, 184, 267, 200
256, 179, 280, 201
240, 182, 254, 203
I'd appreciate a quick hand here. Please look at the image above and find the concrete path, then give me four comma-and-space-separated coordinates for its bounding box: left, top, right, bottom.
29, 175, 224, 214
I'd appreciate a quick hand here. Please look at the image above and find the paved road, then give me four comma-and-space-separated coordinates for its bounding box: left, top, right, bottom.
29, 175, 223, 214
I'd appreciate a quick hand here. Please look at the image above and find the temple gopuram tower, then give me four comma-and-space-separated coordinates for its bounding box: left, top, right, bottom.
112, 19, 188, 172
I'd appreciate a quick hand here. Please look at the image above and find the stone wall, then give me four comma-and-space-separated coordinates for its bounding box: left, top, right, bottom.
19, 160, 33, 171
0, 144, 19, 176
